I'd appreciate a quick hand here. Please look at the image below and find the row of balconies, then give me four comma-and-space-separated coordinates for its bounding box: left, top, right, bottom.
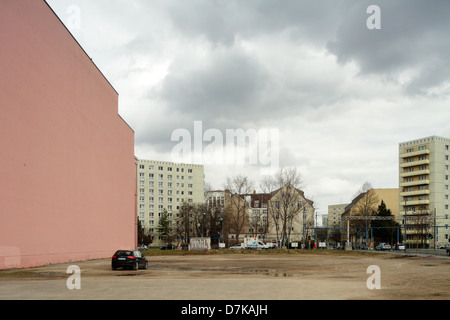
400, 148, 430, 158
400, 159, 430, 168
399, 169, 430, 178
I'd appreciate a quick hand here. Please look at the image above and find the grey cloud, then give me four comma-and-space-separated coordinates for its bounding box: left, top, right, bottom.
326, 0, 450, 95
153, 48, 271, 127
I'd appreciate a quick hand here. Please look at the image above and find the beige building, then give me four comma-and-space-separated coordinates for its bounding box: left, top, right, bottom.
266, 184, 315, 244
137, 159, 204, 245
341, 188, 399, 245
399, 136, 450, 248
212, 185, 315, 246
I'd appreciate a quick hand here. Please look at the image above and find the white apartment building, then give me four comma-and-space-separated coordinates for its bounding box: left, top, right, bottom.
137, 159, 205, 245
399, 136, 450, 248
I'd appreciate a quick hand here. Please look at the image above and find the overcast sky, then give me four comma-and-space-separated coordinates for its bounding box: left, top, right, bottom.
47, 0, 450, 220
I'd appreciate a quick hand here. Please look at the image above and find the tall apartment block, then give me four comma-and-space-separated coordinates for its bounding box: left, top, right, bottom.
399, 136, 450, 248
137, 159, 205, 245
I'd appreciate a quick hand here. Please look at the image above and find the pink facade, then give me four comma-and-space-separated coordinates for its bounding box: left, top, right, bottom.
0, 0, 137, 269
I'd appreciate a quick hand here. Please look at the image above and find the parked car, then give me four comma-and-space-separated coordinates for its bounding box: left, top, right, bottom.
111, 250, 148, 270
375, 243, 391, 251
229, 245, 243, 250
160, 243, 175, 250
137, 244, 148, 250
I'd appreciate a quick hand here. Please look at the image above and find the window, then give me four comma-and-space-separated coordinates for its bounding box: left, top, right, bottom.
158, 166, 164, 171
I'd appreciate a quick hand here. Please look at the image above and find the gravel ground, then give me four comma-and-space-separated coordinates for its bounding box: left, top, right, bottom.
0, 251, 449, 300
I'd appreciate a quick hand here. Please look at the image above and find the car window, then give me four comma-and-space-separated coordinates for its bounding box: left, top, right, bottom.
134, 251, 141, 258
115, 250, 133, 256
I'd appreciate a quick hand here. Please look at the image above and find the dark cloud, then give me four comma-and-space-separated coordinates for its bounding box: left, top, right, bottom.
326, 0, 450, 95
45, 0, 450, 215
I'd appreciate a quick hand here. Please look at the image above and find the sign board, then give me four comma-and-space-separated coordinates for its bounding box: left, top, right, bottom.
318, 242, 327, 248
190, 237, 211, 250
290, 242, 298, 248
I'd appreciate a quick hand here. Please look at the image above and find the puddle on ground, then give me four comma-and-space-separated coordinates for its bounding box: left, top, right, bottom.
247, 269, 294, 277
145, 265, 297, 277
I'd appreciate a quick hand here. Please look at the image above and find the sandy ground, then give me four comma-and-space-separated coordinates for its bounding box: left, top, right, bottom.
0, 251, 449, 300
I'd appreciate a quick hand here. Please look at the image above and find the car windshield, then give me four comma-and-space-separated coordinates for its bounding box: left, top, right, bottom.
115, 250, 133, 256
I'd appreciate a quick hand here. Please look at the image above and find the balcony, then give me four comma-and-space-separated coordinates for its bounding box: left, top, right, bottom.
400, 159, 430, 168
400, 149, 430, 158
400, 169, 430, 178
399, 199, 430, 206
400, 190, 430, 197
400, 179, 430, 187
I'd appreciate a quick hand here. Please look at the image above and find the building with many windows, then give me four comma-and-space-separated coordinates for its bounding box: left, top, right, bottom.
137, 159, 204, 245
399, 136, 450, 248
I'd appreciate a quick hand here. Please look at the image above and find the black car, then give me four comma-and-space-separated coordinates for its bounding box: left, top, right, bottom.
111, 250, 148, 270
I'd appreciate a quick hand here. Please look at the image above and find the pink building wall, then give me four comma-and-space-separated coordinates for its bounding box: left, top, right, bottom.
0, 0, 137, 269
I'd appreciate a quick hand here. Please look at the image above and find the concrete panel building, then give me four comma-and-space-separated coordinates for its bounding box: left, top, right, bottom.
399, 136, 450, 248
137, 159, 205, 245
0, 0, 136, 269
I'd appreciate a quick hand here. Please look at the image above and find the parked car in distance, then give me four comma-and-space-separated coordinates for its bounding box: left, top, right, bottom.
160, 243, 175, 250
229, 245, 243, 250
137, 244, 148, 250
375, 243, 391, 251
111, 250, 148, 270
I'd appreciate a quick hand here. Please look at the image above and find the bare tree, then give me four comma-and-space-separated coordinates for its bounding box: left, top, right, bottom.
176, 202, 195, 242
353, 181, 379, 243
261, 168, 312, 246
224, 175, 254, 242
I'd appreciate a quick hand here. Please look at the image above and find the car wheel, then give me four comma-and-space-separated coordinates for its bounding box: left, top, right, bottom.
144, 260, 148, 270
134, 261, 139, 270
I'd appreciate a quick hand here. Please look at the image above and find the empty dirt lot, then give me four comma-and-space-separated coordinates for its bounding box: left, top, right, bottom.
0, 251, 449, 300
